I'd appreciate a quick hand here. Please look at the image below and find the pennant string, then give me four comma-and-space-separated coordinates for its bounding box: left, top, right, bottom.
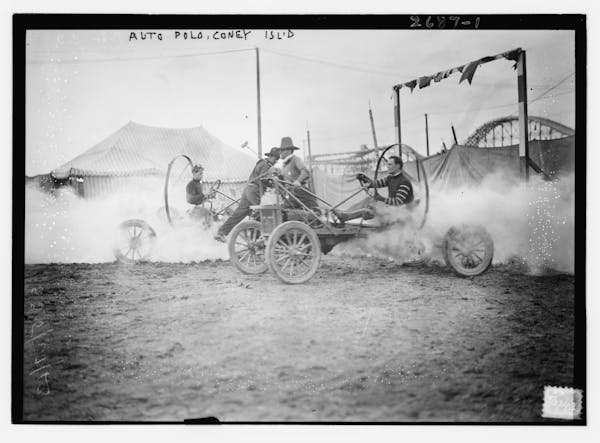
392, 47, 522, 91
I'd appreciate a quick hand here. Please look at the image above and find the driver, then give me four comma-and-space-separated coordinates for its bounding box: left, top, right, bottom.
334, 155, 413, 222
359, 155, 413, 206
186, 164, 211, 205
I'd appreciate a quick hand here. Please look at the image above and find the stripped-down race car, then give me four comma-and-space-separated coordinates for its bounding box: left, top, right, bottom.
227, 144, 494, 284
112, 155, 239, 263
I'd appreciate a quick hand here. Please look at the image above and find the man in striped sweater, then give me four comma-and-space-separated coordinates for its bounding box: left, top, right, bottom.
334, 156, 413, 222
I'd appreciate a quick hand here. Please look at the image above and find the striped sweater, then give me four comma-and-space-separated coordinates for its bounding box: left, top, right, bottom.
371, 172, 414, 206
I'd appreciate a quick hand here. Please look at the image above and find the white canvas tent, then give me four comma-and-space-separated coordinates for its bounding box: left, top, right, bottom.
51, 121, 256, 197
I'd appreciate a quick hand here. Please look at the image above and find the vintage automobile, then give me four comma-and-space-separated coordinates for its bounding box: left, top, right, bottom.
227, 144, 494, 284
112, 154, 239, 263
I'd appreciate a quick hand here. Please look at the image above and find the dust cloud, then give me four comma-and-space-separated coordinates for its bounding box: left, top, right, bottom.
334, 172, 575, 275
25, 171, 575, 274
25, 179, 228, 264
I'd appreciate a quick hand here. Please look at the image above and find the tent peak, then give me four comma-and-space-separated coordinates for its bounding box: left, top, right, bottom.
125, 121, 207, 132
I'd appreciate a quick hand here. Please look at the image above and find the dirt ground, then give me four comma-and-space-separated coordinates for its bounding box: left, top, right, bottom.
22, 256, 575, 422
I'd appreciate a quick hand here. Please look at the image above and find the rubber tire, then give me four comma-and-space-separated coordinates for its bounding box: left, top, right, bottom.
402, 237, 428, 267
113, 219, 157, 264
443, 224, 494, 277
228, 220, 268, 274
266, 221, 321, 284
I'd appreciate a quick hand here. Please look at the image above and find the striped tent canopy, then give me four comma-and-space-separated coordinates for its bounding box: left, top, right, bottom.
52, 121, 255, 182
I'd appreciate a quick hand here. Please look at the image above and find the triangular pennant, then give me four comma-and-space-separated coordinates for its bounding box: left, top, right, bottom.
405, 79, 417, 92
502, 49, 521, 63
502, 49, 521, 70
418, 75, 433, 89
459, 61, 480, 84
433, 70, 445, 82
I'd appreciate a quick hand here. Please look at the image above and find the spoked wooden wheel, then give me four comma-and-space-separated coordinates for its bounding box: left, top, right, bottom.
443, 224, 494, 277
113, 219, 157, 264
228, 220, 267, 274
266, 221, 321, 284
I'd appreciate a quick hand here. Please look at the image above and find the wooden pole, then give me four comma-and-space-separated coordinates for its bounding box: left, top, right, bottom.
424, 113, 430, 157
307, 129, 313, 164
306, 129, 314, 191
394, 87, 402, 155
255, 47, 262, 158
517, 49, 530, 181
451, 124, 458, 145
369, 104, 379, 158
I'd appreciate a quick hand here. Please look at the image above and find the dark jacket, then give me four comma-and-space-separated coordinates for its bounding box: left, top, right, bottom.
186, 179, 206, 205
248, 158, 276, 188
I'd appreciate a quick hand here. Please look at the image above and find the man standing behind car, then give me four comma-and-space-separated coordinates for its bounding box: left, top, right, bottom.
213, 147, 280, 242
278, 136, 318, 209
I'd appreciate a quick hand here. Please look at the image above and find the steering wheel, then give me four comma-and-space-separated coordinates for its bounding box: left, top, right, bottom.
164, 154, 194, 226
356, 175, 378, 199
208, 179, 222, 198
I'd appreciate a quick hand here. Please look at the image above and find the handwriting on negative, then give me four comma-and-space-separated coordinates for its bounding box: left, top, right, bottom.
128, 30, 296, 42
27, 301, 56, 396
409, 16, 481, 29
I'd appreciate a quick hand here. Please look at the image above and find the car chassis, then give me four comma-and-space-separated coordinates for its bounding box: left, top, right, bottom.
228, 144, 494, 284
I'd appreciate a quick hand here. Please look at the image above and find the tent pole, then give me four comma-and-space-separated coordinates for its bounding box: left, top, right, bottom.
517, 49, 530, 181
255, 47, 262, 158
451, 124, 458, 145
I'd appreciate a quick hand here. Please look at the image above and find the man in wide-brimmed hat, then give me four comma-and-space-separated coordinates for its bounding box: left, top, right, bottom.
214, 147, 280, 242
278, 136, 318, 209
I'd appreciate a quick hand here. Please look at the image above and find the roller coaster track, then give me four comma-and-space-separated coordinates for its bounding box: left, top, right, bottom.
464, 115, 574, 147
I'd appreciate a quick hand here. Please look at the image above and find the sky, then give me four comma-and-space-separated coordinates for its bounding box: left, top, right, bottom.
25, 27, 575, 176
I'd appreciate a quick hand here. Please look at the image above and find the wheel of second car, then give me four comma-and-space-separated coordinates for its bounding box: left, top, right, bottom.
402, 237, 428, 267
443, 224, 494, 277
266, 221, 321, 284
228, 220, 268, 274
113, 219, 157, 264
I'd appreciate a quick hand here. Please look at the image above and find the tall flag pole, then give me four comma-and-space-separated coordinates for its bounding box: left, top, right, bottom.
517, 49, 530, 181
394, 87, 402, 156
255, 47, 263, 158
